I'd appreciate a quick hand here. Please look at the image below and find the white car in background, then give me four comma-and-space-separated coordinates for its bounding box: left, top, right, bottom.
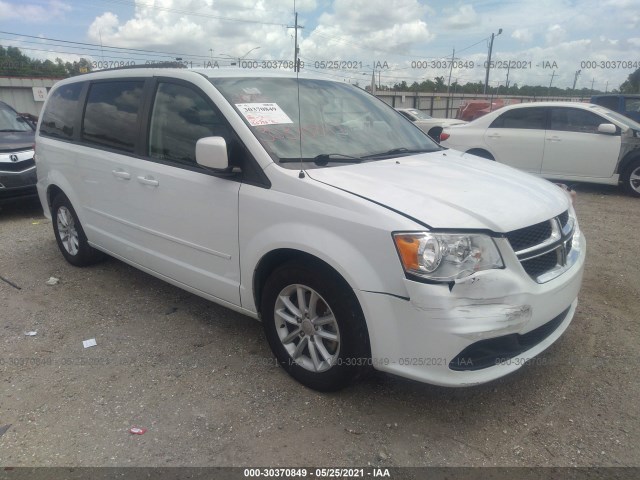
440, 101, 640, 197
396, 108, 467, 142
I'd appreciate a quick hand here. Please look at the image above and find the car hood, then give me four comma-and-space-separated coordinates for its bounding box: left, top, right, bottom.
306, 150, 569, 232
0, 131, 35, 152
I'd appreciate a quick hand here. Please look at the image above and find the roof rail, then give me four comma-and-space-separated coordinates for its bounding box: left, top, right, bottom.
88, 62, 188, 73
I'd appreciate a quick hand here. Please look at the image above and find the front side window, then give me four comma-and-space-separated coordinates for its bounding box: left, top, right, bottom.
40, 83, 83, 139
550, 108, 606, 134
489, 107, 546, 130
82, 81, 144, 153
148, 82, 228, 166
210, 77, 439, 169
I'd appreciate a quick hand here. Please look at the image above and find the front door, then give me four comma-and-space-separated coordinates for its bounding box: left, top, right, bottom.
126, 80, 241, 305
542, 107, 621, 179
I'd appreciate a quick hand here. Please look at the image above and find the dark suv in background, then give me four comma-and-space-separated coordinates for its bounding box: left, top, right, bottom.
591, 94, 640, 122
0, 101, 36, 204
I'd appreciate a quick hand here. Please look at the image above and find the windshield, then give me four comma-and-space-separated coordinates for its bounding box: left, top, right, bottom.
594, 106, 640, 131
210, 77, 440, 168
0, 105, 33, 132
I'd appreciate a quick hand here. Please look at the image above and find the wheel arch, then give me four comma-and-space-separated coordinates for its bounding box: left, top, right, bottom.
465, 148, 495, 160
617, 151, 640, 176
427, 126, 443, 142
46, 184, 66, 212
253, 248, 356, 316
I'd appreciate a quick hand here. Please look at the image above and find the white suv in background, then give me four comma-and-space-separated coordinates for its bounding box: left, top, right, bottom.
35, 69, 585, 391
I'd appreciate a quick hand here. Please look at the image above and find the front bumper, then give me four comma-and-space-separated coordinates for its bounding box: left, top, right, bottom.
0, 166, 38, 203
359, 232, 586, 387
0, 148, 37, 203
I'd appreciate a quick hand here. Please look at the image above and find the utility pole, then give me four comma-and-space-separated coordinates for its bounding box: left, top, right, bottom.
591, 78, 595, 95
548, 70, 556, 96
484, 28, 502, 95
287, 10, 304, 72
572, 69, 581, 92
605, 81, 609, 93
447, 48, 455, 93
505, 62, 511, 90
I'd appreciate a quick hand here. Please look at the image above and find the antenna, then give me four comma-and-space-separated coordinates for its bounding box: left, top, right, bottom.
291, 1, 305, 178
296, 56, 304, 179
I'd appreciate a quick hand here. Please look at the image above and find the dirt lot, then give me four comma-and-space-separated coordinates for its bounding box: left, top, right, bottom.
0, 183, 638, 469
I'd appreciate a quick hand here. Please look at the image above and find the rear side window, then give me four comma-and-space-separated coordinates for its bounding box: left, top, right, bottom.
40, 83, 83, 139
490, 107, 546, 130
82, 81, 144, 153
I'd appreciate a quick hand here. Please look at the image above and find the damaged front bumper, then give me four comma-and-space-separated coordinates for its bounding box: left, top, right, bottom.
359, 232, 586, 387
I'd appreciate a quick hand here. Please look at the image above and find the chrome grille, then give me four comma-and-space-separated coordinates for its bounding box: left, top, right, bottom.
505, 211, 576, 283
505, 220, 552, 251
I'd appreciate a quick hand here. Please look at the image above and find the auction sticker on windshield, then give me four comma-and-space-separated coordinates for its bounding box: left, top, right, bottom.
235, 103, 293, 126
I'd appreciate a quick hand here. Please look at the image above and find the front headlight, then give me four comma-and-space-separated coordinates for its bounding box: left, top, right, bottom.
393, 232, 504, 282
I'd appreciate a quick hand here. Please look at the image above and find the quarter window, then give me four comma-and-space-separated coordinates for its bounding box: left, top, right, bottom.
549, 108, 605, 134
82, 81, 144, 153
40, 83, 83, 140
148, 82, 228, 166
489, 108, 546, 129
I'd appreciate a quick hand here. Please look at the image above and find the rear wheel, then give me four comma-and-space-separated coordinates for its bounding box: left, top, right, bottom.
622, 159, 640, 197
51, 194, 105, 266
261, 260, 370, 391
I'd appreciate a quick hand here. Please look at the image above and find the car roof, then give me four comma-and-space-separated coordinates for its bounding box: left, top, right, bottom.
52, 67, 330, 83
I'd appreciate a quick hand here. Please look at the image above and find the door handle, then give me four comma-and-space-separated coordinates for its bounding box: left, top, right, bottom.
137, 175, 159, 187
486, 133, 501, 138
111, 169, 131, 180
546, 136, 561, 142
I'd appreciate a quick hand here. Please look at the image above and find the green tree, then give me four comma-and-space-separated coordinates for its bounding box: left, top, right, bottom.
619, 67, 640, 93
0, 45, 90, 77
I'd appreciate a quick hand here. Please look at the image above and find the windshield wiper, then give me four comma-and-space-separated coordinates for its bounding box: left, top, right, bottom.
280, 153, 362, 166
0, 129, 26, 132
360, 147, 436, 159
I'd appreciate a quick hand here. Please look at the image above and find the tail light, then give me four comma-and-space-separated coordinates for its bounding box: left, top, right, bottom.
439, 132, 450, 141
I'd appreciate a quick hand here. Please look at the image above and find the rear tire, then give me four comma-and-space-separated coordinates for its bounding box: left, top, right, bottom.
261, 260, 370, 391
621, 159, 640, 197
51, 194, 105, 266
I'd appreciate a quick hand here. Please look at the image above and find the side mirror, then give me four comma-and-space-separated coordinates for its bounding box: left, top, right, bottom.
196, 137, 229, 170
597, 123, 617, 135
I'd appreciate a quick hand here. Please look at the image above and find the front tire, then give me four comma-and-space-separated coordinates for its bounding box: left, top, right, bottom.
622, 159, 640, 197
51, 194, 105, 266
261, 260, 370, 391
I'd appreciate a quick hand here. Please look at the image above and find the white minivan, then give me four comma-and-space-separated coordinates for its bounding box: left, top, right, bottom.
35, 68, 586, 391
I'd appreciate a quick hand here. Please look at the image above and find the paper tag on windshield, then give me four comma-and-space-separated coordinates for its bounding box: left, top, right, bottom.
235, 103, 293, 126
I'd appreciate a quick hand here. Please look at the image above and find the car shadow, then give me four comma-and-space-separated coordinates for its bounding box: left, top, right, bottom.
0, 197, 45, 221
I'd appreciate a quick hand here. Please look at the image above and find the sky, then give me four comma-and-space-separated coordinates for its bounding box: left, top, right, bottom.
0, 0, 639, 92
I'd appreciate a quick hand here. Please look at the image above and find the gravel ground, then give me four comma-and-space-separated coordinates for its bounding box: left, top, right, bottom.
0, 183, 638, 468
